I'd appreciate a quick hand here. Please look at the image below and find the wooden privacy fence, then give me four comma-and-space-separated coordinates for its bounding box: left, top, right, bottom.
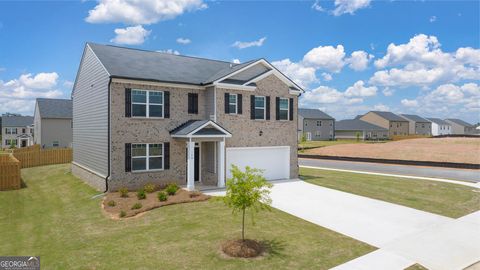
0, 154, 21, 190
11, 147, 73, 168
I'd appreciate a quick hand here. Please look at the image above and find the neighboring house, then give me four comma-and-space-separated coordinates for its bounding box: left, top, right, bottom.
298, 108, 335, 141
1, 116, 34, 149
427, 118, 451, 136
360, 111, 409, 137
445, 119, 475, 135
34, 98, 73, 148
72, 43, 302, 191
335, 119, 388, 140
400, 114, 432, 136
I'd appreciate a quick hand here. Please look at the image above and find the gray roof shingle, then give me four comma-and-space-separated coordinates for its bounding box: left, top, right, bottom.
170, 120, 231, 136
400, 114, 430, 123
335, 119, 387, 131
427, 118, 450, 125
36, 98, 72, 119
298, 108, 334, 120
370, 111, 407, 121
445, 118, 473, 127
2, 116, 33, 127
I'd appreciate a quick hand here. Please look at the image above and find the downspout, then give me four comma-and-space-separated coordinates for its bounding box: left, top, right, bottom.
104, 77, 112, 193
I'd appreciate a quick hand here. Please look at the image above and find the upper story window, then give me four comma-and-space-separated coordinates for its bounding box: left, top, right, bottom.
131, 143, 163, 172
5, 128, 17, 134
254, 96, 266, 120
279, 98, 289, 120
229, 94, 238, 114
22, 128, 26, 134
132, 89, 164, 118
316, 120, 321, 126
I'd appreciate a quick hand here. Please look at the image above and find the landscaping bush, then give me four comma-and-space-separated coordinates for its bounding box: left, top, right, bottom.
119, 187, 129, 198
131, 202, 142, 210
107, 200, 116, 207
137, 189, 146, 200
158, 191, 168, 202
119, 210, 126, 218
144, 183, 156, 193
165, 183, 179, 195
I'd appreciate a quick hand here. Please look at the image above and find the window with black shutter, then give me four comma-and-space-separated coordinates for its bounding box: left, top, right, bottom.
265, 96, 270, 120
164, 142, 170, 170
188, 93, 198, 114
125, 88, 131, 117
225, 93, 230, 114
125, 143, 132, 172
237, 94, 242, 114
164, 91, 170, 118
289, 98, 294, 121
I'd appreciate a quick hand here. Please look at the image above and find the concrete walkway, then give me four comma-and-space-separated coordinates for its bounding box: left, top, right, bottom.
205, 180, 480, 269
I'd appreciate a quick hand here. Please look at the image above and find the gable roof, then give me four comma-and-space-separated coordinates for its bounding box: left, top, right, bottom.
427, 118, 450, 125
400, 114, 430, 123
170, 120, 231, 137
36, 98, 72, 119
298, 108, 334, 120
2, 116, 33, 127
445, 118, 473, 127
335, 119, 387, 131
369, 111, 407, 121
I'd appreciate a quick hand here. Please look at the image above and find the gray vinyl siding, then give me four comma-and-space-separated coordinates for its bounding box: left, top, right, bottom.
301, 119, 334, 141
33, 104, 41, 145
72, 45, 110, 177
40, 119, 72, 148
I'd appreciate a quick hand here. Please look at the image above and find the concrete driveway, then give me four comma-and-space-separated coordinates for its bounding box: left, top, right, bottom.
205, 179, 480, 269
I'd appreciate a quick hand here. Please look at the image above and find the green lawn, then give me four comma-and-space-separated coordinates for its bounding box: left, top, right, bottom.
0, 164, 374, 269
300, 167, 480, 218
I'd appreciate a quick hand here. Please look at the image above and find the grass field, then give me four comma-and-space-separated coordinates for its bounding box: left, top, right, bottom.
300, 167, 480, 218
0, 164, 374, 269
304, 137, 480, 164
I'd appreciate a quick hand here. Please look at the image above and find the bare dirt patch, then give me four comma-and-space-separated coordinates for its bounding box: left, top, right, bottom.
103, 189, 210, 219
221, 239, 265, 258
304, 137, 480, 164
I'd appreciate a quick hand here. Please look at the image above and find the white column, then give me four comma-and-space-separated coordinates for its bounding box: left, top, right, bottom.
217, 139, 226, 188
187, 139, 195, 191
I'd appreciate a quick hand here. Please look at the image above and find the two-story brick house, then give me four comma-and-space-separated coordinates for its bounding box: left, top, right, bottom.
360, 111, 409, 137
1, 115, 34, 149
72, 43, 302, 191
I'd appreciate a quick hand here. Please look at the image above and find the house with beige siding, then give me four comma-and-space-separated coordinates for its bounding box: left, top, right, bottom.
298, 108, 335, 141
400, 114, 432, 136
335, 119, 388, 140
445, 119, 475, 135
1, 115, 34, 149
72, 43, 302, 191
360, 111, 409, 137
34, 98, 73, 148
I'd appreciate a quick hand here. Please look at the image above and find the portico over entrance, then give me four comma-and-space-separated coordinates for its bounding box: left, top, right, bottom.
170, 120, 231, 190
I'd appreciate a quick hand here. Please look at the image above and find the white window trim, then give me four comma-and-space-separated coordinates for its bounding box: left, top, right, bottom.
254, 95, 266, 120
131, 89, 164, 119
229, 93, 238, 115
131, 143, 164, 172
279, 97, 289, 121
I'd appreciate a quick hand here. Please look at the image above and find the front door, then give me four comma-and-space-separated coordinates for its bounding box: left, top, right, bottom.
186, 144, 200, 183
21, 140, 27, 147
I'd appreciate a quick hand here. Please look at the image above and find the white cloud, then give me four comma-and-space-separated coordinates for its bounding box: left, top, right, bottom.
63, 80, 74, 88
321, 72, 332, 81
302, 86, 345, 104
272, 59, 317, 88
0, 72, 64, 114
110, 25, 151, 45
401, 99, 418, 107
303, 45, 346, 73
373, 103, 390, 111
157, 49, 180, 55
332, 0, 371, 16
382, 87, 394, 96
429, 16, 437, 23
344, 80, 377, 97
232, 37, 266, 49
86, 0, 207, 25
176, 37, 191, 44
346, 50, 374, 71
232, 59, 241, 64
311, 0, 324, 12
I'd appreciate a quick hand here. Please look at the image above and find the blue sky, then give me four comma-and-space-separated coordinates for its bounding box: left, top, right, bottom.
0, 0, 479, 123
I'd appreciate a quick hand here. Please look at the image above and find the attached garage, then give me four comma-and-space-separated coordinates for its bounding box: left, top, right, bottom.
226, 146, 290, 181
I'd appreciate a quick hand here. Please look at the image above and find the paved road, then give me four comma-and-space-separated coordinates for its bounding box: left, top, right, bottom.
299, 158, 480, 183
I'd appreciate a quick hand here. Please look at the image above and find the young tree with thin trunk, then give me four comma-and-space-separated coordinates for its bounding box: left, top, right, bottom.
223, 165, 272, 241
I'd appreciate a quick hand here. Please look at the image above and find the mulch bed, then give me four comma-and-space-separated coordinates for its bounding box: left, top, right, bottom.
102, 189, 210, 219
221, 239, 264, 258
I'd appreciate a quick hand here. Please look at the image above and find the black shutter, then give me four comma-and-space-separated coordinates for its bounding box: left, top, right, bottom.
188, 93, 198, 114
250, 95, 255, 119
125, 143, 131, 172
164, 142, 170, 170
238, 94, 242, 114
164, 91, 170, 118
187, 93, 192, 113
275, 97, 280, 120
224, 93, 229, 114
289, 98, 294, 121
125, 88, 131, 117
266, 96, 270, 120
194, 93, 198, 114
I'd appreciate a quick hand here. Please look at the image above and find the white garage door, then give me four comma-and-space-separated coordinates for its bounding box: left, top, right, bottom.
226, 146, 290, 181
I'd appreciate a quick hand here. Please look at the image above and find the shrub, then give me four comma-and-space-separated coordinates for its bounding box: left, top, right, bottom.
165, 183, 179, 195
144, 183, 156, 193
119, 187, 129, 198
158, 191, 168, 202
131, 202, 142, 210
107, 200, 116, 207
137, 189, 146, 200
119, 210, 126, 218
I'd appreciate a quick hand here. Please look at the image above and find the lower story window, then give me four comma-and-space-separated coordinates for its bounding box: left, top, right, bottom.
132, 143, 163, 171
53, 141, 59, 147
